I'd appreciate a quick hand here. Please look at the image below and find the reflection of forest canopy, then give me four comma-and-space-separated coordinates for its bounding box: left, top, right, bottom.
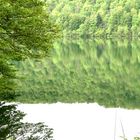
15, 39, 140, 109
46, 0, 140, 37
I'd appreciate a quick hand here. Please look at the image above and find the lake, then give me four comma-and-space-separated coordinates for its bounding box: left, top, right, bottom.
15, 39, 140, 108
13, 38, 140, 140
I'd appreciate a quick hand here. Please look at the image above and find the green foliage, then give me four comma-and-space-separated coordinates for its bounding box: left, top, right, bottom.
0, 1, 58, 138
0, 0, 60, 100
13, 122, 54, 140
0, 102, 24, 139
0, 0, 59, 59
0, 60, 18, 100
46, 0, 140, 38
14, 39, 140, 109
0, 102, 54, 140
96, 13, 103, 28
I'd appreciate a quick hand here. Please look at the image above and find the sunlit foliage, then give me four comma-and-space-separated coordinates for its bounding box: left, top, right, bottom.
0, 0, 60, 100
46, 0, 140, 38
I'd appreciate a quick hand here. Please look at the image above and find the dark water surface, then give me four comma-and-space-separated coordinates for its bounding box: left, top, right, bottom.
15, 39, 140, 108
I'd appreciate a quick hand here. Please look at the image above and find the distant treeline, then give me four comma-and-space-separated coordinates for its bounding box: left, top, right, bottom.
47, 0, 140, 38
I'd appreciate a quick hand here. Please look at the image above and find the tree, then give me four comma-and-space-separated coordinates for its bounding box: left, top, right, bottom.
0, 0, 59, 100
0, 102, 54, 140
0, 60, 17, 100
96, 13, 103, 28
0, 1, 58, 138
44, 0, 140, 37
68, 14, 85, 31
0, 102, 24, 140
0, 0, 59, 59
13, 123, 54, 140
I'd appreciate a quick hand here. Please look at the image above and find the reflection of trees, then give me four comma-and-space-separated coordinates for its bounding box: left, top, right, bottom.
0, 102, 54, 140
15, 39, 140, 109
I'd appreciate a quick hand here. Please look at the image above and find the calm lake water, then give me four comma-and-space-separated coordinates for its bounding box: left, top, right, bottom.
15, 39, 140, 108
14, 39, 140, 140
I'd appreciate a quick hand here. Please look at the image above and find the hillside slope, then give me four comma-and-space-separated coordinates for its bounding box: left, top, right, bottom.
47, 0, 140, 38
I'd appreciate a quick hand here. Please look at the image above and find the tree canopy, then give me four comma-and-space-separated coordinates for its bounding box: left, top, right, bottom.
0, 0, 60, 100
0, 102, 54, 140
46, 0, 140, 38
0, 0, 59, 139
0, 0, 59, 59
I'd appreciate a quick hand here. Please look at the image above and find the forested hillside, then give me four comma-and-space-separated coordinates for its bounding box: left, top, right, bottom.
46, 0, 140, 38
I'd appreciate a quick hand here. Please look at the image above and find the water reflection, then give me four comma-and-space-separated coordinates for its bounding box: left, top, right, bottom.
15, 39, 140, 109
18, 103, 140, 140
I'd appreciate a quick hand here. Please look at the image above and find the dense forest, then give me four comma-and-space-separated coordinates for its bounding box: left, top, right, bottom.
46, 0, 140, 38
